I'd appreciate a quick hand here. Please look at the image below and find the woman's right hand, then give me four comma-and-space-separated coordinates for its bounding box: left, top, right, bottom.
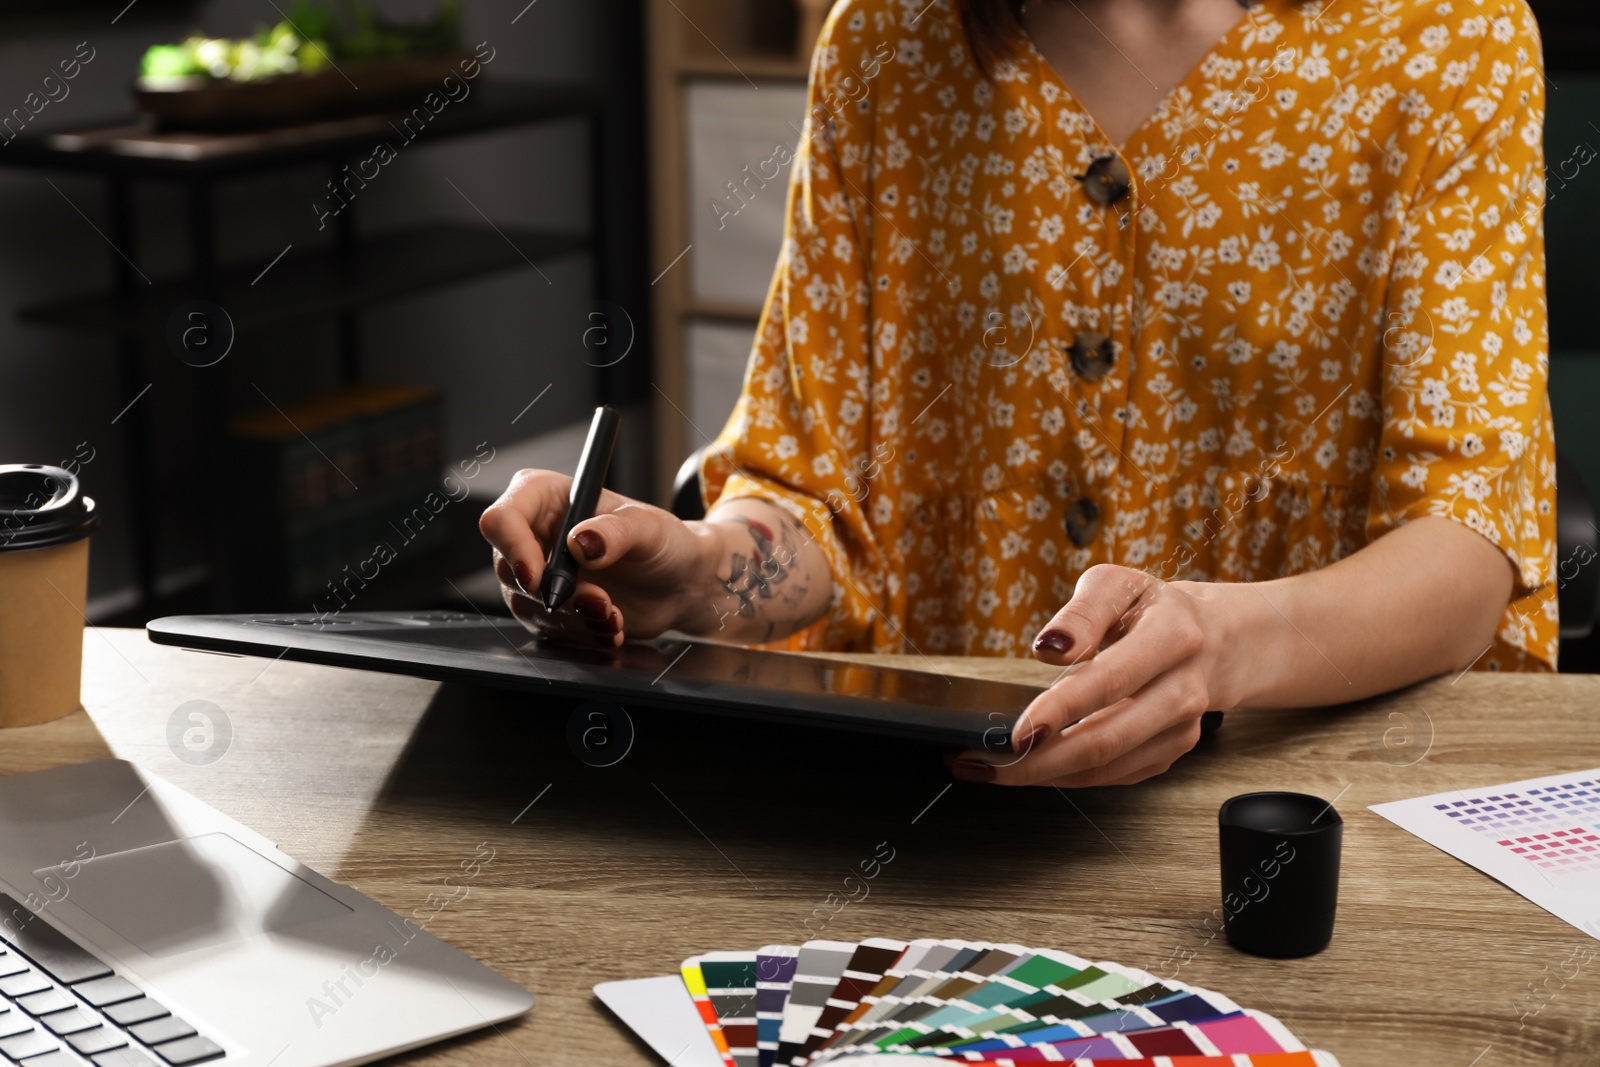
478, 468, 720, 648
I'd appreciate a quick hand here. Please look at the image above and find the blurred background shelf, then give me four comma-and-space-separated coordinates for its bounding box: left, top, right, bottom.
646, 0, 816, 497
683, 296, 769, 322
0, 81, 603, 175
2, 22, 650, 622
674, 51, 811, 80
18, 223, 589, 335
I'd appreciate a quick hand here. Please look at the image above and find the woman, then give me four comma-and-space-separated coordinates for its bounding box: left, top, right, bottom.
480, 0, 1555, 787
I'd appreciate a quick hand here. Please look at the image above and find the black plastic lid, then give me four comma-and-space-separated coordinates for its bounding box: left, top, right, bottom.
0, 464, 98, 553
1219, 791, 1344, 834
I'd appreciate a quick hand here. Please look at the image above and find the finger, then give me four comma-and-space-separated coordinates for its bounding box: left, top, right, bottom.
568, 587, 618, 622
565, 502, 677, 571
495, 552, 617, 617
966, 712, 1059, 772
543, 577, 618, 621
504, 586, 624, 649
1030, 564, 1159, 667
1037, 717, 1204, 788
1095, 601, 1152, 651
493, 551, 538, 599
505, 585, 551, 629
481, 470, 572, 593
1063, 761, 1171, 787
480, 470, 637, 590
1010, 597, 1203, 750
1022, 676, 1203, 784
523, 585, 626, 636
958, 714, 1197, 789
967, 669, 1206, 786
573, 594, 626, 643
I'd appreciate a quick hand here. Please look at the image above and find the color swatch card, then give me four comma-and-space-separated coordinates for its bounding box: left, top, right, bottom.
685, 951, 760, 1067
757, 945, 800, 1067
596, 937, 1342, 1067
1371, 767, 1600, 942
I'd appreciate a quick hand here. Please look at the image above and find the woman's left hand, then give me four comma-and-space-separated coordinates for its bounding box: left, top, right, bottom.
950, 564, 1244, 787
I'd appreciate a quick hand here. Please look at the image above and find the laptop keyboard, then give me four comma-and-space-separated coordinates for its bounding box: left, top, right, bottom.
0, 895, 222, 1066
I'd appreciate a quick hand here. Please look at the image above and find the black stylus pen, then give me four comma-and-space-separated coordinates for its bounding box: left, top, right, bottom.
541, 404, 620, 613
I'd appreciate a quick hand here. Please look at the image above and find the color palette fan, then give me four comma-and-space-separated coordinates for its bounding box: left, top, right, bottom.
594, 937, 1340, 1067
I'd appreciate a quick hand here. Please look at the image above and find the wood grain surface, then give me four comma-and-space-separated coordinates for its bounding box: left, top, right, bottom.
3, 629, 1598, 1066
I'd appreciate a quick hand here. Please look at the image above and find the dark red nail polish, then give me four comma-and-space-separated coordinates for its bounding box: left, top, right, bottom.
1017, 725, 1051, 752
1034, 629, 1074, 655
585, 613, 622, 635
951, 759, 997, 783
594, 633, 617, 649
573, 529, 605, 561
573, 595, 609, 620
513, 561, 536, 595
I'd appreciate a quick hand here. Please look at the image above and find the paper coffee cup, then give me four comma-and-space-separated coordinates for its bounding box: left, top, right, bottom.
0, 464, 98, 727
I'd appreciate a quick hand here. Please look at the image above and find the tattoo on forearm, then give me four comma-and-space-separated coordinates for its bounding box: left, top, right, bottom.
714, 514, 814, 641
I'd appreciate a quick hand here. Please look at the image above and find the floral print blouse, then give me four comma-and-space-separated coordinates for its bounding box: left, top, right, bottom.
702, 0, 1557, 670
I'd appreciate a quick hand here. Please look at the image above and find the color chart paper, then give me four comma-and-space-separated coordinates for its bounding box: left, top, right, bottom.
1371, 767, 1600, 941
597, 937, 1343, 1067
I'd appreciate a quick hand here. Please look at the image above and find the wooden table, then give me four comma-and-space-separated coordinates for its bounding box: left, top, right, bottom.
5, 630, 1599, 1066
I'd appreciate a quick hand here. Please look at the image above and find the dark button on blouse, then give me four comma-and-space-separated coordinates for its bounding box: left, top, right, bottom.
1065, 498, 1100, 548
1068, 331, 1116, 381
1075, 155, 1131, 207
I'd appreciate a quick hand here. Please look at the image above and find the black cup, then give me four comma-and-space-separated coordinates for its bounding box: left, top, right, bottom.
1218, 791, 1342, 958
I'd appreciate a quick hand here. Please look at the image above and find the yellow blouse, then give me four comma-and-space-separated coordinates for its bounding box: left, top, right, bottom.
703, 0, 1557, 671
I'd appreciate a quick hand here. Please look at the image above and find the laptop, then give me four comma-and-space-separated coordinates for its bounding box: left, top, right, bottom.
0, 759, 533, 1067
146, 612, 1042, 752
